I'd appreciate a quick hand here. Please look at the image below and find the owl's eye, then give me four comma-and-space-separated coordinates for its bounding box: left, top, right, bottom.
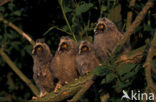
97, 24, 105, 31
37, 47, 41, 51
61, 43, 68, 49
36, 46, 42, 51
99, 25, 104, 29
82, 46, 88, 52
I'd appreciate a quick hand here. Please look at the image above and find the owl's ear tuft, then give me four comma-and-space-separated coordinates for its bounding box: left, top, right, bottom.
36, 38, 45, 43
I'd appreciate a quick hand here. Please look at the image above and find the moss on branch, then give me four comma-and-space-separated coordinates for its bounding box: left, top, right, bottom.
32, 74, 93, 102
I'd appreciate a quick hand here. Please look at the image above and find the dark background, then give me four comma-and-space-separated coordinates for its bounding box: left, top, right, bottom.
0, 0, 155, 101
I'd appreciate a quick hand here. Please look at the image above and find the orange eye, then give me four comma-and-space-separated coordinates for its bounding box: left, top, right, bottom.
99, 25, 104, 29
62, 44, 67, 48
82, 47, 88, 51
37, 47, 41, 51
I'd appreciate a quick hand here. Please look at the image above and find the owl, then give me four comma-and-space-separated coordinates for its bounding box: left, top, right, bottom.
94, 17, 124, 62
32, 39, 55, 97
76, 41, 100, 76
50, 36, 78, 90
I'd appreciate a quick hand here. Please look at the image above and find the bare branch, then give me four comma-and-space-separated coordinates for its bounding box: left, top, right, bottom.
118, 0, 153, 48
126, 0, 136, 30
143, 31, 156, 93
117, 45, 145, 65
0, 17, 35, 45
32, 74, 93, 102
0, 0, 10, 6
68, 77, 94, 102
0, 48, 39, 96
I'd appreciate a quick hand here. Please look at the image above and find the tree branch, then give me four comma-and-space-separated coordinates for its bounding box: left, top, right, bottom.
0, 48, 39, 96
68, 76, 94, 102
118, 0, 153, 49
143, 31, 156, 93
32, 74, 93, 102
0, 0, 10, 6
0, 17, 35, 45
118, 45, 145, 65
126, 0, 136, 30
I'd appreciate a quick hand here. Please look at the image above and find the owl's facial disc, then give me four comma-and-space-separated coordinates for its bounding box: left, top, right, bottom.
95, 24, 105, 34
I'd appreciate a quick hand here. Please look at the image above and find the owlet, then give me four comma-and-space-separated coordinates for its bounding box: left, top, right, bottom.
94, 17, 123, 62
76, 41, 100, 76
32, 39, 55, 97
50, 36, 78, 90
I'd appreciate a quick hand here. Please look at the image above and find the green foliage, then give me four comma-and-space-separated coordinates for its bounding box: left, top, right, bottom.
93, 53, 141, 88
0, 1, 33, 101
75, 3, 93, 16
117, 64, 140, 81
115, 64, 141, 88
101, 73, 115, 84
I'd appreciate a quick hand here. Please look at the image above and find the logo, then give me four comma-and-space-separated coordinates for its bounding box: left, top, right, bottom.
121, 90, 155, 101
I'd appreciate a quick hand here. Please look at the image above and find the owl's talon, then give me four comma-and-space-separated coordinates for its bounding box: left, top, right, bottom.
40, 91, 48, 97
85, 72, 89, 75
32, 96, 39, 100
54, 83, 62, 92
99, 64, 102, 66
65, 81, 69, 84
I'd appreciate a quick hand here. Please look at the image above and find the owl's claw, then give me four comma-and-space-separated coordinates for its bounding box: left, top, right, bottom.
99, 64, 102, 66
54, 83, 62, 92
65, 81, 69, 84
32, 91, 48, 99
39, 91, 48, 97
86, 71, 89, 75
32, 96, 38, 100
